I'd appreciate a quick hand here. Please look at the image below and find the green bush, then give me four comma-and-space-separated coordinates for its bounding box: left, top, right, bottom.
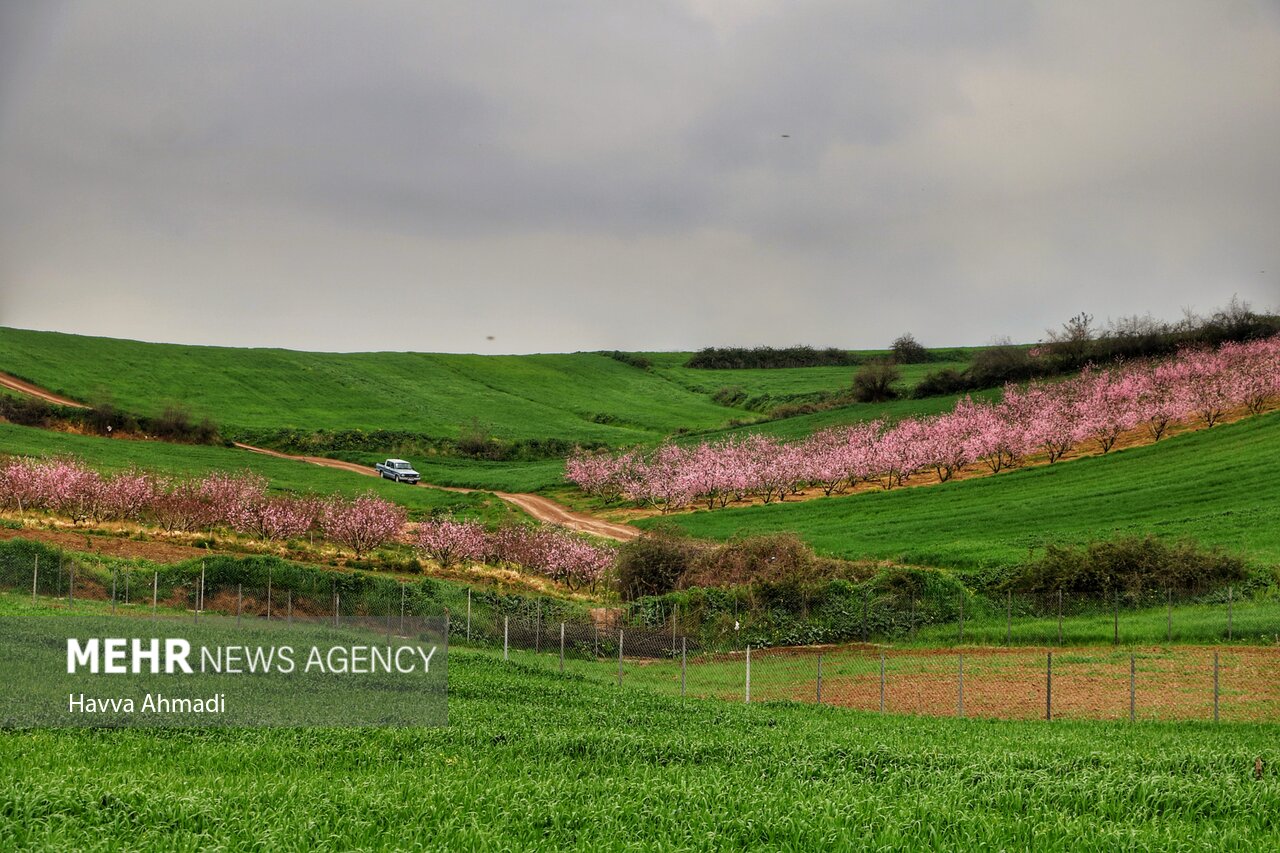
1009, 536, 1249, 596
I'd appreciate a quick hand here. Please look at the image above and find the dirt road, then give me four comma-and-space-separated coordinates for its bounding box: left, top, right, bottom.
0, 372, 89, 408
235, 443, 640, 540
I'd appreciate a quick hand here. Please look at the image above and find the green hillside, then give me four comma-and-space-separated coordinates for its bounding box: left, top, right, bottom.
0, 422, 505, 523
1, 632, 1275, 849
648, 411, 1280, 571
0, 328, 976, 447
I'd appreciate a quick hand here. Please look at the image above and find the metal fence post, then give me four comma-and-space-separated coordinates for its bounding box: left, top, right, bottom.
1166, 589, 1173, 643
1129, 654, 1136, 722
466, 588, 471, 642
816, 653, 823, 704
124, 570, 129, 605
957, 653, 964, 718
68, 561, 73, 607
535, 602, 542, 654
861, 592, 868, 643
236, 584, 242, 627
681, 637, 687, 699
266, 569, 272, 621
192, 583, 197, 625
559, 622, 565, 674
671, 602, 677, 656
199, 561, 205, 613
31, 555, 38, 605
152, 571, 158, 621
400, 583, 406, 635
617, 630, 624, 686
1046, 652, 1052, 722
745, 645, 751, 704
1057, 589, 1063, 646
1005, 590, 1011, 646
504, 616, 509, 661
958, 595, 964, 644
334, 591, 340, 628
879, 652, 886, 714
1213, 651, 1220, 723
111, 568, 116, 615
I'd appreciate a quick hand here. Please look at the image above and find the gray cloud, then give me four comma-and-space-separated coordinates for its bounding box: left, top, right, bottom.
1, 0, 1277, 353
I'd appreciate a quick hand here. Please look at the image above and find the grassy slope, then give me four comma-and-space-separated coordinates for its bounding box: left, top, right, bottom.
0, 328, 733, 442
0, 422, 508, 523
0, 644, 1275, 849
649, 411, 1280, 571
0, 328, 976, 446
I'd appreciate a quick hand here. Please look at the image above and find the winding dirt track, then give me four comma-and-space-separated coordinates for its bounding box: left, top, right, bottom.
0, 369, 638, 540
233, 442, 639, 541
0, 372, 89, 408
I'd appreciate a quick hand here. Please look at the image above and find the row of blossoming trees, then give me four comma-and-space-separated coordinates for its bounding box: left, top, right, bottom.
0, 459, 614, 588
567, 337, 1280, 512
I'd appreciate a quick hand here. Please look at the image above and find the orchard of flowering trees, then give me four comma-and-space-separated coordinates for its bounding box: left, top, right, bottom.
568, 336, 1280, 512
0, 455, 617, 582
0, 459, 405, 557
415, 517, 613, 591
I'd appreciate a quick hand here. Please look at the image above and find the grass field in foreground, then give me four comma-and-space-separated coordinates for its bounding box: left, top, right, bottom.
0, 422, 509, 524
652, 410, 1280, 572
0, 646, 1276, 850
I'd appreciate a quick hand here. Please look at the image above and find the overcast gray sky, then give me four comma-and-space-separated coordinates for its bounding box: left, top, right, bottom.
1, 1, 1277, 354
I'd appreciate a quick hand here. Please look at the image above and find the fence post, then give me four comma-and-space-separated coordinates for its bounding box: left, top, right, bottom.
1057, 589, 1063, 646
400, 583, 407, 635
816, 653, 823, 704
111, 568, 116, 615
266, 569, 272, 621
745, 645, 751, 704
861, 592, 868, 643
466, 588, 471, 642
1046, 652, 1052, 722
671, 602, 677, 656
879, 652, 886, 714
124, 570, 129, 605
1227, 586, 1233, 641
31, 555, 38, 605
594, 623, 599, 659
334, 591, 340, 628
617, 630, 624, 686
681, 637, 687, 699
559, 622, 565, 674
199, 561, 205, 613
152, 571, 158, 621
957, 653, 964, 718
1213, 651, 1220, 723
1129, 654, 1136, 722
1113, 592, 1119, 645
535, 602, 542, 654
1005, 590, 1011, 646
958, 595, 964, 644
192, 583, 197, 625
504, 616, 509, 661
1166, 589, 1172, 643
236, 584, 242, 627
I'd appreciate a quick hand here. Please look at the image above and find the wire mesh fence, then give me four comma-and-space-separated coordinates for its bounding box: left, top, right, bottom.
0, 547, 1276, 722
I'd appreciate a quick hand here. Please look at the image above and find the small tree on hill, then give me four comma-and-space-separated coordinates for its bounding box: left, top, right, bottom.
890, 333, 930, 364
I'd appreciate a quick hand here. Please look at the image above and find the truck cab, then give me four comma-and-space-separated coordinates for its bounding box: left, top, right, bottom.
375, 458, 420, 484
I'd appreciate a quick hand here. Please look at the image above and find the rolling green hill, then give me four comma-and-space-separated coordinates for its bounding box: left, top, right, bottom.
0, 327, 976, 448
647, 411, 1280, 572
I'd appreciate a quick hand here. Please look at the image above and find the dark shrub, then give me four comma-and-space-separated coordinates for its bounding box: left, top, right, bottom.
616, 528, 705, 600
711, 386, 747, 407
1010, 536, 1249, 596
912, 368, 970, 398
851, 361, 901, 403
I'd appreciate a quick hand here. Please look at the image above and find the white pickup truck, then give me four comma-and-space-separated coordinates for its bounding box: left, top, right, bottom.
374, 458, 420, 485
